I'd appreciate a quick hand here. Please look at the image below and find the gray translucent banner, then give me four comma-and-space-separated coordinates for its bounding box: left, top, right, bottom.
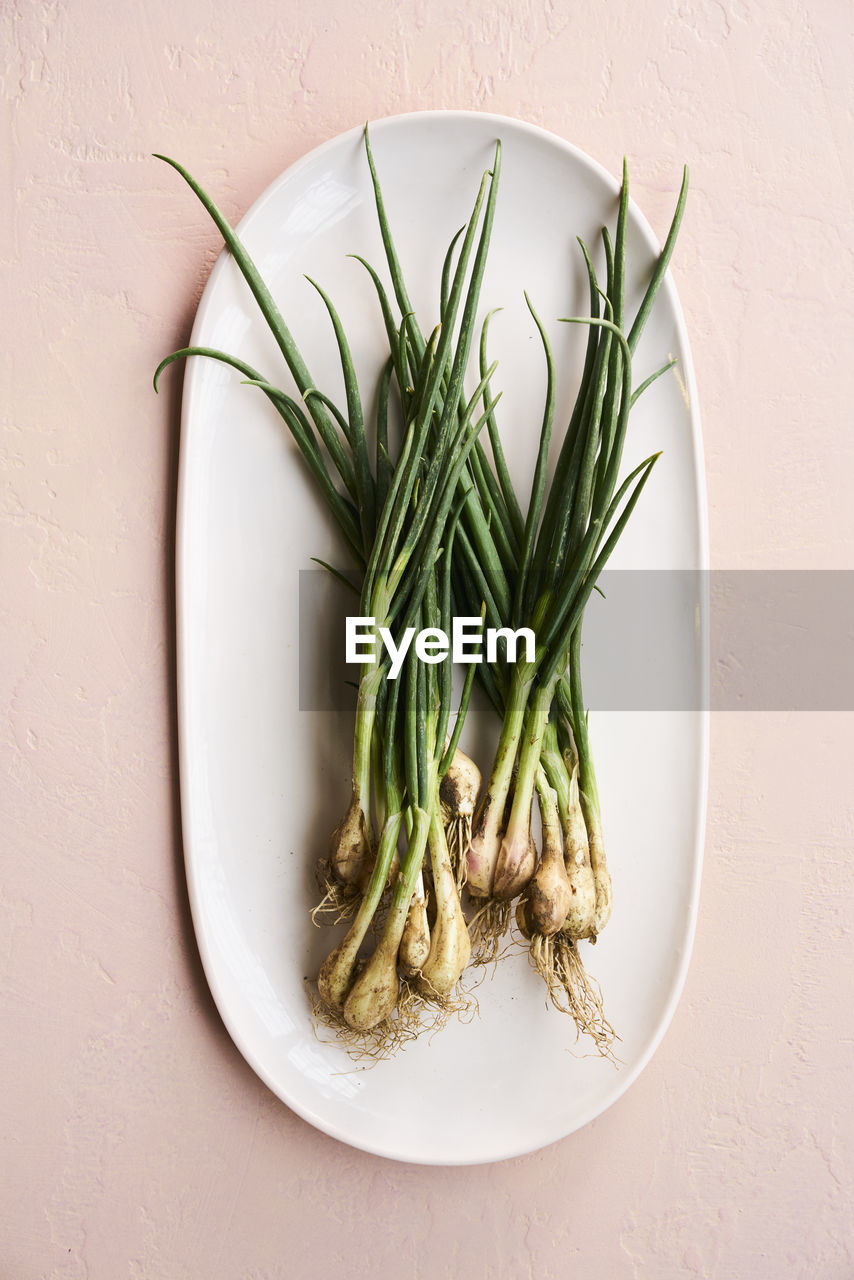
298, 570, 854, 712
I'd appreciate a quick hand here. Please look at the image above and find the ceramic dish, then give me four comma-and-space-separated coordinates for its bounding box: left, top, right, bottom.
174, 110, 708, 1165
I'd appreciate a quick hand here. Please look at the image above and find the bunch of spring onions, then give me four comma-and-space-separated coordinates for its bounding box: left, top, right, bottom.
354, 139, 687, 1051
156, 137, 502, 1043
454, 166, 687, 1053
155, 127, 686, 1055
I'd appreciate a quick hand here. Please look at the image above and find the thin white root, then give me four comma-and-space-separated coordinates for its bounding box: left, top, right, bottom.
528, 932, 619, 1062
311, 859, 361, 925
308, 972, 477, 1062
443, 812, 472, 891
309, 977, 423, 1060
467, 896, 513, 966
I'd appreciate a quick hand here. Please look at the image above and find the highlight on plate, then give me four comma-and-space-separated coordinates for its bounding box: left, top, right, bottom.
155, 124, 688, 1061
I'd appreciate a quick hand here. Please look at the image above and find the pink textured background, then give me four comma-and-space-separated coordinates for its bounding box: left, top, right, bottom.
3, 1, 852, 1276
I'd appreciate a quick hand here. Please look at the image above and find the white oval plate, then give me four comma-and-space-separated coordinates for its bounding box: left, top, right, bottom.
175, 111, 708, 1165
